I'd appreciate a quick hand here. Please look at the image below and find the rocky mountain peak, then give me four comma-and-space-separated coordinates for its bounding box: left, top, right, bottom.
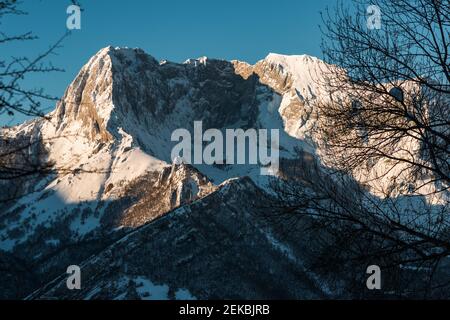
51, 46, 159, 142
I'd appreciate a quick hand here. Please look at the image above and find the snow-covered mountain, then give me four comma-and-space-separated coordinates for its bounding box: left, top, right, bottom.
0, 47, 446, 299
0, 47, 325, 246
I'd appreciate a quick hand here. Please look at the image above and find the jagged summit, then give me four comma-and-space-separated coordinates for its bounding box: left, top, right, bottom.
53, 46, 327, 136
94, 45, 155, 60
183, 56, 208, 65
265, 52, 322, 63
261, 52, 330, 91
45, 46, 326, 160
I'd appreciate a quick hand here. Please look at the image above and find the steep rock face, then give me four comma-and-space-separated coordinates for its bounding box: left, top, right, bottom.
233, 53, 331, 144
50, 47, 273, 162
54, 47, 115, 142
104, 163, 217, 228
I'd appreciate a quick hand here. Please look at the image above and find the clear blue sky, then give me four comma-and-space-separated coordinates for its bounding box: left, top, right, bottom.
1, 0, 336, 126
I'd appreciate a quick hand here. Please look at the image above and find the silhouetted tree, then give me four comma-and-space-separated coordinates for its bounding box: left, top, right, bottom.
0, 1, 95, 184
319, 0, 449, 189
270, 0, 450, 298
0, 0, 68, 119
0, 1, 90, 202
